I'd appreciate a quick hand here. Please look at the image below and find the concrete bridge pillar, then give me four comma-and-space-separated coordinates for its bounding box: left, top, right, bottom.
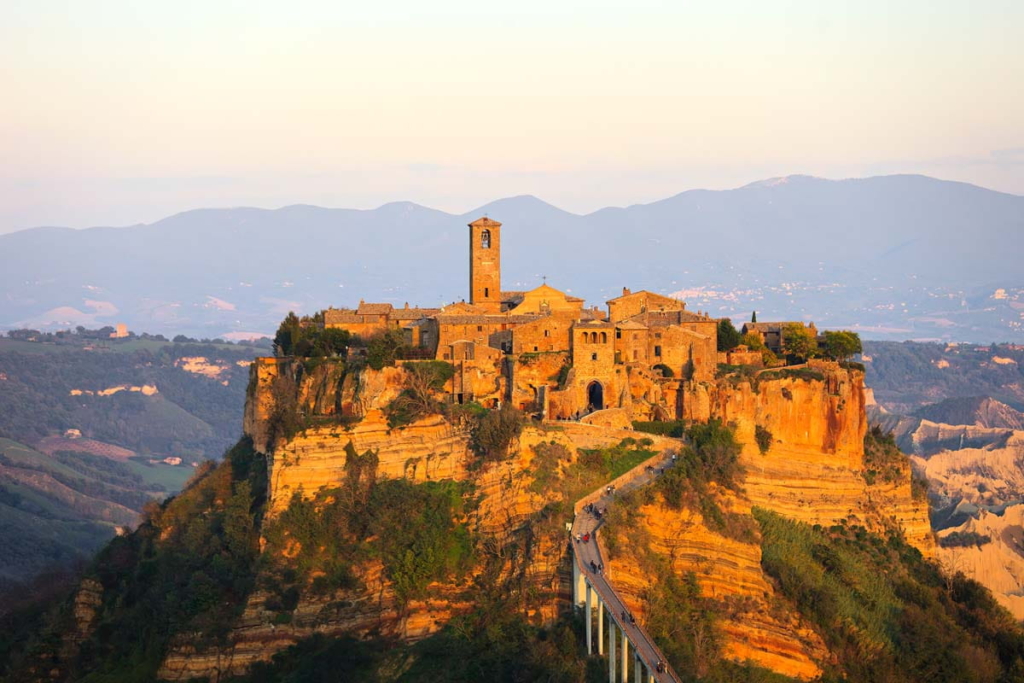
585, 582, 593, 655
621, 628, 629, 681
634, 653, 642, 682
608, 621, 616, 683
597, 598, 604, 655
572, 561, 586, 607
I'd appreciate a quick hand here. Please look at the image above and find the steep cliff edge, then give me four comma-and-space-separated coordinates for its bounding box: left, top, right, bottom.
5, 360, 962, 683
169, 360, 928, 681
701, 365, 932, 552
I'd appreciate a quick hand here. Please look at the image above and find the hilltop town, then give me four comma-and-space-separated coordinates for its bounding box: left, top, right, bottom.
317, 217, 819, 423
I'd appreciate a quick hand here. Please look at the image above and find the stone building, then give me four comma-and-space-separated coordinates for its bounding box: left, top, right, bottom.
742, 321, 818, 355
323, 216, 799, 421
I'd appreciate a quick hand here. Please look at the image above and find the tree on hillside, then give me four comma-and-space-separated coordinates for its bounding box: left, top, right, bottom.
822, 330, 862, 362
741, 332, 778, 366
274, 312, 302, 357
781, 323, 818, 363
364, 328, 409, 370
717, 319, 741, 352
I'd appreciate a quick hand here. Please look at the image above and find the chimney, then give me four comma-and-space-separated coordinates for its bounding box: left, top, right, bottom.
622, 287, 631, 296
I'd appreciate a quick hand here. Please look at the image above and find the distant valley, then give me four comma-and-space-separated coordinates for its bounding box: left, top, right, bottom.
1, 174, 1021, 343
864, 340, 1024, 618
0, 335, 262, 584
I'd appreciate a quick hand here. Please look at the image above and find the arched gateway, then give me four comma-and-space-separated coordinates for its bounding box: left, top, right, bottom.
587, 381, 604, 411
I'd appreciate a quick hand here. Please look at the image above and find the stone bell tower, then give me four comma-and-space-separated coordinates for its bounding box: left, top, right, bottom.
469, 217, 502, 313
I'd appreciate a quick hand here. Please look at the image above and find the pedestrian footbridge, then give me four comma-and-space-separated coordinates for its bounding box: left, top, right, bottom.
570, 450, 682, 683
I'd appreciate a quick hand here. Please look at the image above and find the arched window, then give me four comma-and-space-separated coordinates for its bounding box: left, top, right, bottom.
600, 332, 607, 344
481, 229, 491, 249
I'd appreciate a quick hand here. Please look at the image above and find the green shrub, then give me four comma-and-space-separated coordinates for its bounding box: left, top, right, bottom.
274, 311, 351, 358
363, 328, 408, 370
863, 424, 910, 485
755, 508, 1024, 682
470, 404, 524, 462
717, 318, 741, 352
755, 425, 773, 454
939, 531, 991, 549
632, 419, 686, 438
384, 361, 456, 428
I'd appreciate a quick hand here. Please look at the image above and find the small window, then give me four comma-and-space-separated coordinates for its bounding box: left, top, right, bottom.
481, 229, 491, 248
477, 325, 483, 332
534, 346, 539, 352
616, 329, 622, 339
655, 332, 662, 339
544, 330, 550, 337
591, 352, 598, 361
655, 345, 662, 357
484, 287, 489, 298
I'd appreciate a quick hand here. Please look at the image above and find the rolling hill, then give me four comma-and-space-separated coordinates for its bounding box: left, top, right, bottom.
2, 174, 1022, 342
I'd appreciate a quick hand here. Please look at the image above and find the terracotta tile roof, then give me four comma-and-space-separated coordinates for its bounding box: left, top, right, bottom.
615, 320, 647, 330
391, 307, 440, 320
631, 310, 713, 327
743, 322, 811, 333
323, 310, 362, 324
436, 314, 537, 325
606, 289, 683, 305
501, 291, 526, 304
356, 302, 394, 315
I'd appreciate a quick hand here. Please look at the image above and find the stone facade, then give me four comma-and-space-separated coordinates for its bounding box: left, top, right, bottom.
469, 217, 502, 313
322, 216, 804, 421
742, 321, 819, 355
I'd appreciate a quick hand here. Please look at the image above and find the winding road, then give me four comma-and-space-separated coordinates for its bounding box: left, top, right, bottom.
571, 449, 683, 683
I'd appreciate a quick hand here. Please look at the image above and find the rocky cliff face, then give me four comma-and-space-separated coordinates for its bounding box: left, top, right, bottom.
157, 360, 931, 680
603, 498, 829, 680
873, 407, 1024, 619
703, 366, 933, 551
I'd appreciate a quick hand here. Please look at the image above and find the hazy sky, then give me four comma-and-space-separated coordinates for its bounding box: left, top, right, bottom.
1, 0, 1022, 233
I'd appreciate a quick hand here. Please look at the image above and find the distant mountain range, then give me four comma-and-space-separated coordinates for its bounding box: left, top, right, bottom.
2, 174, 1022, 342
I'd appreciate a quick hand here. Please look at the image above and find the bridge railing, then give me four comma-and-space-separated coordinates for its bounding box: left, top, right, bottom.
573, 449, 675, 517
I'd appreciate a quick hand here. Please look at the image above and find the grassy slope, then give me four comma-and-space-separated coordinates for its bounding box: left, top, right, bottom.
0, 338, 243, 355
0, 438, 195, 581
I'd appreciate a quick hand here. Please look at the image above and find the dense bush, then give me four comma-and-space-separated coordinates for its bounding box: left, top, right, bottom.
274, 312, 351, 358
263, 444, 476, 606
363, 328, 409, 370
717, 318, 741, 352
821, 330, 863, 362
6, 439, 270, 681
754, 425, 773, 454
939, 531, 992, 549
384, 362, 456, 428
654, 420, 753, 542
781, 323, 818, 363
633, 419, 686, 438
863, 424, 910, 486
469, 404, 524, 462
756, 508, 1024, 682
